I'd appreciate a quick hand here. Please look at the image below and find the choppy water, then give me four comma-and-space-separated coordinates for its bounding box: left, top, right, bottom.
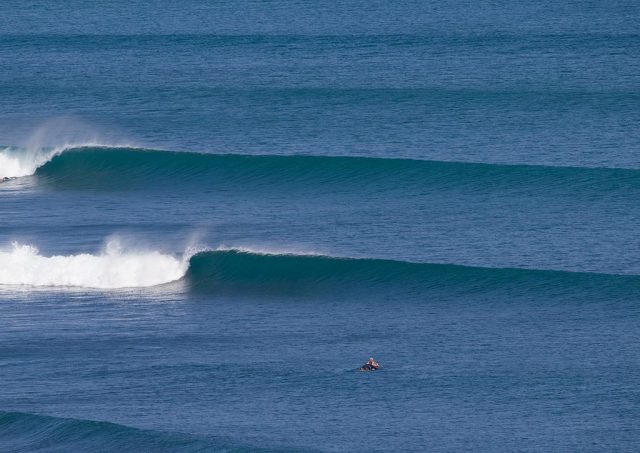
1, 1, 640, 451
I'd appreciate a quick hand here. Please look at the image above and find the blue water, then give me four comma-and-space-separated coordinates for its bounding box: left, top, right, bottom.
1, 1, 640, 451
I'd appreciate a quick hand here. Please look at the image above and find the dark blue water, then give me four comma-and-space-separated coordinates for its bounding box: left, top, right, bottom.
1, 1, 640, 451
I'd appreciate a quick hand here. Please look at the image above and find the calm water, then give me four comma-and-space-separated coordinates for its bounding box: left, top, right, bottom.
1, 1, 640, 451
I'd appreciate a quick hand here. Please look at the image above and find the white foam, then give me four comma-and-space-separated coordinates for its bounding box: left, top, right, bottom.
0, 147, 54, 179
0, 240, 188, 289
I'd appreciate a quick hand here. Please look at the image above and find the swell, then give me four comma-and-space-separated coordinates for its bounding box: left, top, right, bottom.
0, 410, 277, 452
185, 250, 640, 300
27, 146, 640, 195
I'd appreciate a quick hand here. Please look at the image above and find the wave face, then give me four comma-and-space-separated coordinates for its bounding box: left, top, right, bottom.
185, 250, 640, 300
0, 240, 186, 289
19, 146, 640, 195
0, 411, 267, 452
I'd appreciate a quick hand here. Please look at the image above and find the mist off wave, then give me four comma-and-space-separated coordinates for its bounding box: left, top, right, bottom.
0, 240, 187, 289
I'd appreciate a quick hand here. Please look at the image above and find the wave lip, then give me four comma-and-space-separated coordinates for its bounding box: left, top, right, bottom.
0, 240, 187, 289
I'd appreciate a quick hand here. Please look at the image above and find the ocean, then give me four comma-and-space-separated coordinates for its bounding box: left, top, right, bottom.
1, 1, 640, 451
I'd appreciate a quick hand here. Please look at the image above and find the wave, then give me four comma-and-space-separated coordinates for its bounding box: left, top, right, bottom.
3, 146, 640, 195
185, 250, 640, 299
0, 410, 283, 452
2, 240, 639, 297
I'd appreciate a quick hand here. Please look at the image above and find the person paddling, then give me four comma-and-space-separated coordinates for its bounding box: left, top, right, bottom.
359, 357, 380, 371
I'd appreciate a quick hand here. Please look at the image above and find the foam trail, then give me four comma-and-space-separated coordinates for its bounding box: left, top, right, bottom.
0, 240, 188, 289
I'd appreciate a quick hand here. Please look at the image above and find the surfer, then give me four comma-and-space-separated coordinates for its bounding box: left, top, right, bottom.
359, 357, 380, 371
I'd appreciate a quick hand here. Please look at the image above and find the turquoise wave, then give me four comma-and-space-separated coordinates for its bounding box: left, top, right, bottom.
34, 146, 640, 195
185, 250, 640, 299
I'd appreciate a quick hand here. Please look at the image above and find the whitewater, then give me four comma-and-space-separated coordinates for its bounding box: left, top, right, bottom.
0, 147, 54, 179
0, 240, 187, 288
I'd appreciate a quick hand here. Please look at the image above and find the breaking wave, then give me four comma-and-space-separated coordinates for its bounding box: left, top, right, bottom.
3, 146, 640, 195
2, 241, 639, 299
